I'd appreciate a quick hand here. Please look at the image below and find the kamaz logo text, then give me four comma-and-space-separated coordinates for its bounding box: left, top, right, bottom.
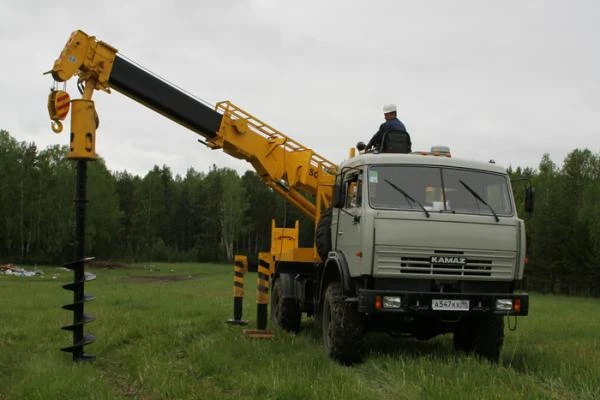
430, 256, 467, 265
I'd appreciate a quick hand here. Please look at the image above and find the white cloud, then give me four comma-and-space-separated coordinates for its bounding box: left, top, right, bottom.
0, 0, 598, 177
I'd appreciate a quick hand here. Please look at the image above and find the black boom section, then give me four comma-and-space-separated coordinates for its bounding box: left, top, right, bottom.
108, 55, 222, 138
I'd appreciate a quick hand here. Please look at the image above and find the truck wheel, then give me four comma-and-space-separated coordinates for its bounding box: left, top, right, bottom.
472, 315, 504, 363
271, 278, 301, 332
315, 208, 332, 262
453, 317, 476, 353
322, 282, 364, 364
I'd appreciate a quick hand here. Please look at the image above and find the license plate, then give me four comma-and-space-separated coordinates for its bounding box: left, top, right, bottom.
432, 299, 469, 311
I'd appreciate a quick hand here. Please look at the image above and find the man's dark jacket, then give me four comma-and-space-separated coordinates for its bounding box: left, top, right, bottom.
366, 118, 407, 150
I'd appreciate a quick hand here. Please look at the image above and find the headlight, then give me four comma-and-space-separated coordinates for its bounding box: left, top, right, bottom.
383, 296, 402, 309
496, 299, 513, 311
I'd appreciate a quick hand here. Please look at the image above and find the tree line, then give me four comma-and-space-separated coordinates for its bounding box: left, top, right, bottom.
510, 150, 600, 297
0, 130, 312, 268
1, 129, 599, 296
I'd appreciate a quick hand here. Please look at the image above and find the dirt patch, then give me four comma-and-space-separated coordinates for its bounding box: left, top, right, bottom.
128, 275, 193, 284
87, 260, 129, 269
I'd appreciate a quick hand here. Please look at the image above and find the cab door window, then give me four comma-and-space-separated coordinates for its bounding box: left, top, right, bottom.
344, 172, 362, 209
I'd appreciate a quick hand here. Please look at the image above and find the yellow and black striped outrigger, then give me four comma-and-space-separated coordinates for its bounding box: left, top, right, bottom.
255, 257, 271, 330
226, 255, 248, 325
241, 254, 275, 339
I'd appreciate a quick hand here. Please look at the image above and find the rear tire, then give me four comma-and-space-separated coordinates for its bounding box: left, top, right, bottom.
322, 282, 364, 364
271, 278, 301, 332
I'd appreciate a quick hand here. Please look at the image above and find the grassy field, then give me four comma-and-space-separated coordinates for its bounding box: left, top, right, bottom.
1, 263, 599, 400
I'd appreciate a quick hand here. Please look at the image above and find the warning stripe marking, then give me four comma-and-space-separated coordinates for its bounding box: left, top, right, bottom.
258, 279, 269, 289
257, 273, 269, 282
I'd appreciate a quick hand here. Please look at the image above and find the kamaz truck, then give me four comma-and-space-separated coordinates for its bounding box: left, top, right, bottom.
48, 30, 530, 364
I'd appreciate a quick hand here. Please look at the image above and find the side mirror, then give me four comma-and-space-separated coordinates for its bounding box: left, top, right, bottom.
525, 186, 535, 213
332, 175, 344, 208
356, 141, 366, 152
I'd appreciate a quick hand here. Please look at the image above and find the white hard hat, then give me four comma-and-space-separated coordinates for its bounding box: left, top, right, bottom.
383, 104, 397, 113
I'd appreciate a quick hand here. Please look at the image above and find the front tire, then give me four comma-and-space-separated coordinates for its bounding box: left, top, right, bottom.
453, 317, 476, 353
322, 282, 364, 364
453, 315, 504, 363
472, 315, 504, 362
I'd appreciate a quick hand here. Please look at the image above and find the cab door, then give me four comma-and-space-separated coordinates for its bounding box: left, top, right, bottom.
335, 170, 363, 274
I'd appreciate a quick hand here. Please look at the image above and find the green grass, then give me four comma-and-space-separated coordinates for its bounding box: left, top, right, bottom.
1, 263, 599, 399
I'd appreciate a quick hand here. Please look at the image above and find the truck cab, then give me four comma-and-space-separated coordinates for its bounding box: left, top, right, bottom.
319, 149, 529, 363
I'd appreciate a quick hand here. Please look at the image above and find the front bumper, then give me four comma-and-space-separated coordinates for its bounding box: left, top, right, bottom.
356, 289, 529, 316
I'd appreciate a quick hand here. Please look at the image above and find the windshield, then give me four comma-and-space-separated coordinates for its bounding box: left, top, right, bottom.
368, 166, 514, 217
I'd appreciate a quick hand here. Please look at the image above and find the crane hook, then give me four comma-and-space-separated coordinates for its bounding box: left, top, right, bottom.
47, 89, 70, 134
51, 120, 63, 134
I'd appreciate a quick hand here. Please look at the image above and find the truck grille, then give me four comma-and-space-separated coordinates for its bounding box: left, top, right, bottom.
374, 246, 515, 280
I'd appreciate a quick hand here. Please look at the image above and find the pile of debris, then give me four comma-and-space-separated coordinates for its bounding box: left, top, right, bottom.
1, 264, 44, 277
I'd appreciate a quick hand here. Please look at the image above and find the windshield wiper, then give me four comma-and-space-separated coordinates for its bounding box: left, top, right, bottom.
383, 179, 430, 218
459, 180, 499, 222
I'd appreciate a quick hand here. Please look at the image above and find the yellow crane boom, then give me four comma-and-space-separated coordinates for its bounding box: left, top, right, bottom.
47, 29, 336, 226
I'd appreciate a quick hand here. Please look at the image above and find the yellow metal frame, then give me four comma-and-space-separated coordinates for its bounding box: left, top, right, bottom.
213, 101, 336, 223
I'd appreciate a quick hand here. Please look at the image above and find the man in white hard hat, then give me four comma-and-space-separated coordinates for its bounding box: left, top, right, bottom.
365, 104, 411, 153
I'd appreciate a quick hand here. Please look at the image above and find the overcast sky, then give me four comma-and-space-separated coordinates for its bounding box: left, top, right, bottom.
1, 1, 598, 177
